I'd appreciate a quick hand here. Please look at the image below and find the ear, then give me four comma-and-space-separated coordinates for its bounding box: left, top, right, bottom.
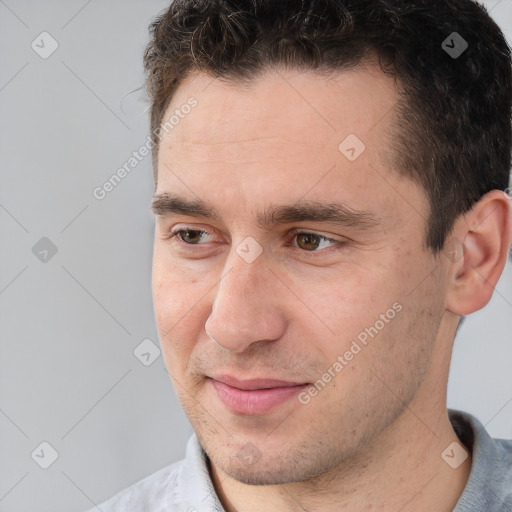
445, 189, 512, 316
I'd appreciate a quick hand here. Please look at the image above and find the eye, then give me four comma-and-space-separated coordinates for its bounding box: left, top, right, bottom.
164, 226, 346, 257
167, 228, 216, 244
292, 231, 339, 252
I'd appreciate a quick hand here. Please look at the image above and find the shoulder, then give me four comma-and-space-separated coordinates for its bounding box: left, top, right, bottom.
450, 410, 512, 511
481, 437, 512, 510
84, 433, 223, 512
493, 437, 512, 484
85, 459, 187, 512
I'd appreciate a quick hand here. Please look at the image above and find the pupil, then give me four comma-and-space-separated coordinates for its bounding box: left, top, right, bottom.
183, 230, 201, 243
298, 233, 319, 251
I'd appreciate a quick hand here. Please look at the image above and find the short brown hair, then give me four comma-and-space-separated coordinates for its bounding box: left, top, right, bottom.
143, 0, 512, 253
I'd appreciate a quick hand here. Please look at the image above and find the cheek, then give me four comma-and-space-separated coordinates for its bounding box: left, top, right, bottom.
152, 254, 211, 365
357, 268, 444, 401
153, 245, 208, 320
300, 263, 422, 381
300, 272, 388, 344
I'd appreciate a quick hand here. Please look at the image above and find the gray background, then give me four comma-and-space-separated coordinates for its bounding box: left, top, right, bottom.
0, 1, 511, 511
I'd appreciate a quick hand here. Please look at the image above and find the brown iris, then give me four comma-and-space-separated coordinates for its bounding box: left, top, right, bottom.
179, 229, 204, 244
296, 233, 322, 251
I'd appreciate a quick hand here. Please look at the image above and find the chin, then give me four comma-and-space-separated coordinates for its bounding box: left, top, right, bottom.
205, 434, 340, 487
219, 458, 307, 486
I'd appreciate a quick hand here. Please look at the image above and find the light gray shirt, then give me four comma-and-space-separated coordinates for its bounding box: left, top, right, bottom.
87, 410, 512, 511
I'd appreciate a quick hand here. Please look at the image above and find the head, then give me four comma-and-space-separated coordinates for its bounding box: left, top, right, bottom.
147, 0, 512, 485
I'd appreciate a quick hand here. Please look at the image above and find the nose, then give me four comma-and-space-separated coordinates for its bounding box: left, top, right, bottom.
204, 249, 287, 353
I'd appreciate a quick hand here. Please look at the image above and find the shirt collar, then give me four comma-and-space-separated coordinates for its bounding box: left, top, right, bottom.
450, 409, 512, 511
179, 433, 226, 511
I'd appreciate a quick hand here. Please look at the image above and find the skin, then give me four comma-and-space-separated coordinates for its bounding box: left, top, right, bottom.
151, 62, 512, 511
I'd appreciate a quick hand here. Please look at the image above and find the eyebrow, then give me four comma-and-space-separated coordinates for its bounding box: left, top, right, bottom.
151, 193, 381, 231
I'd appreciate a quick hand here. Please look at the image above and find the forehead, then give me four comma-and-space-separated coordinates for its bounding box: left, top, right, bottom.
155, 65, 426, 227
161, 63, 397, 149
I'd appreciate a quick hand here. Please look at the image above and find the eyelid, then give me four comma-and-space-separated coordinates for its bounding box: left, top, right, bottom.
167, 225, 221, 243
287, 229, 345, 254
165, 225, 349, 255
288, 228, 342, 241
167, 226, 342, 241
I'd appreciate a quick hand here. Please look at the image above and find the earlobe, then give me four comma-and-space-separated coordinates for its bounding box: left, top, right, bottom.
445, 190, 512, 317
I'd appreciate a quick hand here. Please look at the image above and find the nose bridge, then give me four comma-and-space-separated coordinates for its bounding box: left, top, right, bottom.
205, 249, 285, 352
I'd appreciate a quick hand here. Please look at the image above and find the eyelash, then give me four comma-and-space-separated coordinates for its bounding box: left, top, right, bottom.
164, 227, 345, 256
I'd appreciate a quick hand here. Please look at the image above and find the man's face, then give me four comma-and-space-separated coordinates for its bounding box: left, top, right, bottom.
152, 65, 449, 485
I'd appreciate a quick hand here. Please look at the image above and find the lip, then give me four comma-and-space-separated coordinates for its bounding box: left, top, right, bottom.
208, 374, 309, 415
